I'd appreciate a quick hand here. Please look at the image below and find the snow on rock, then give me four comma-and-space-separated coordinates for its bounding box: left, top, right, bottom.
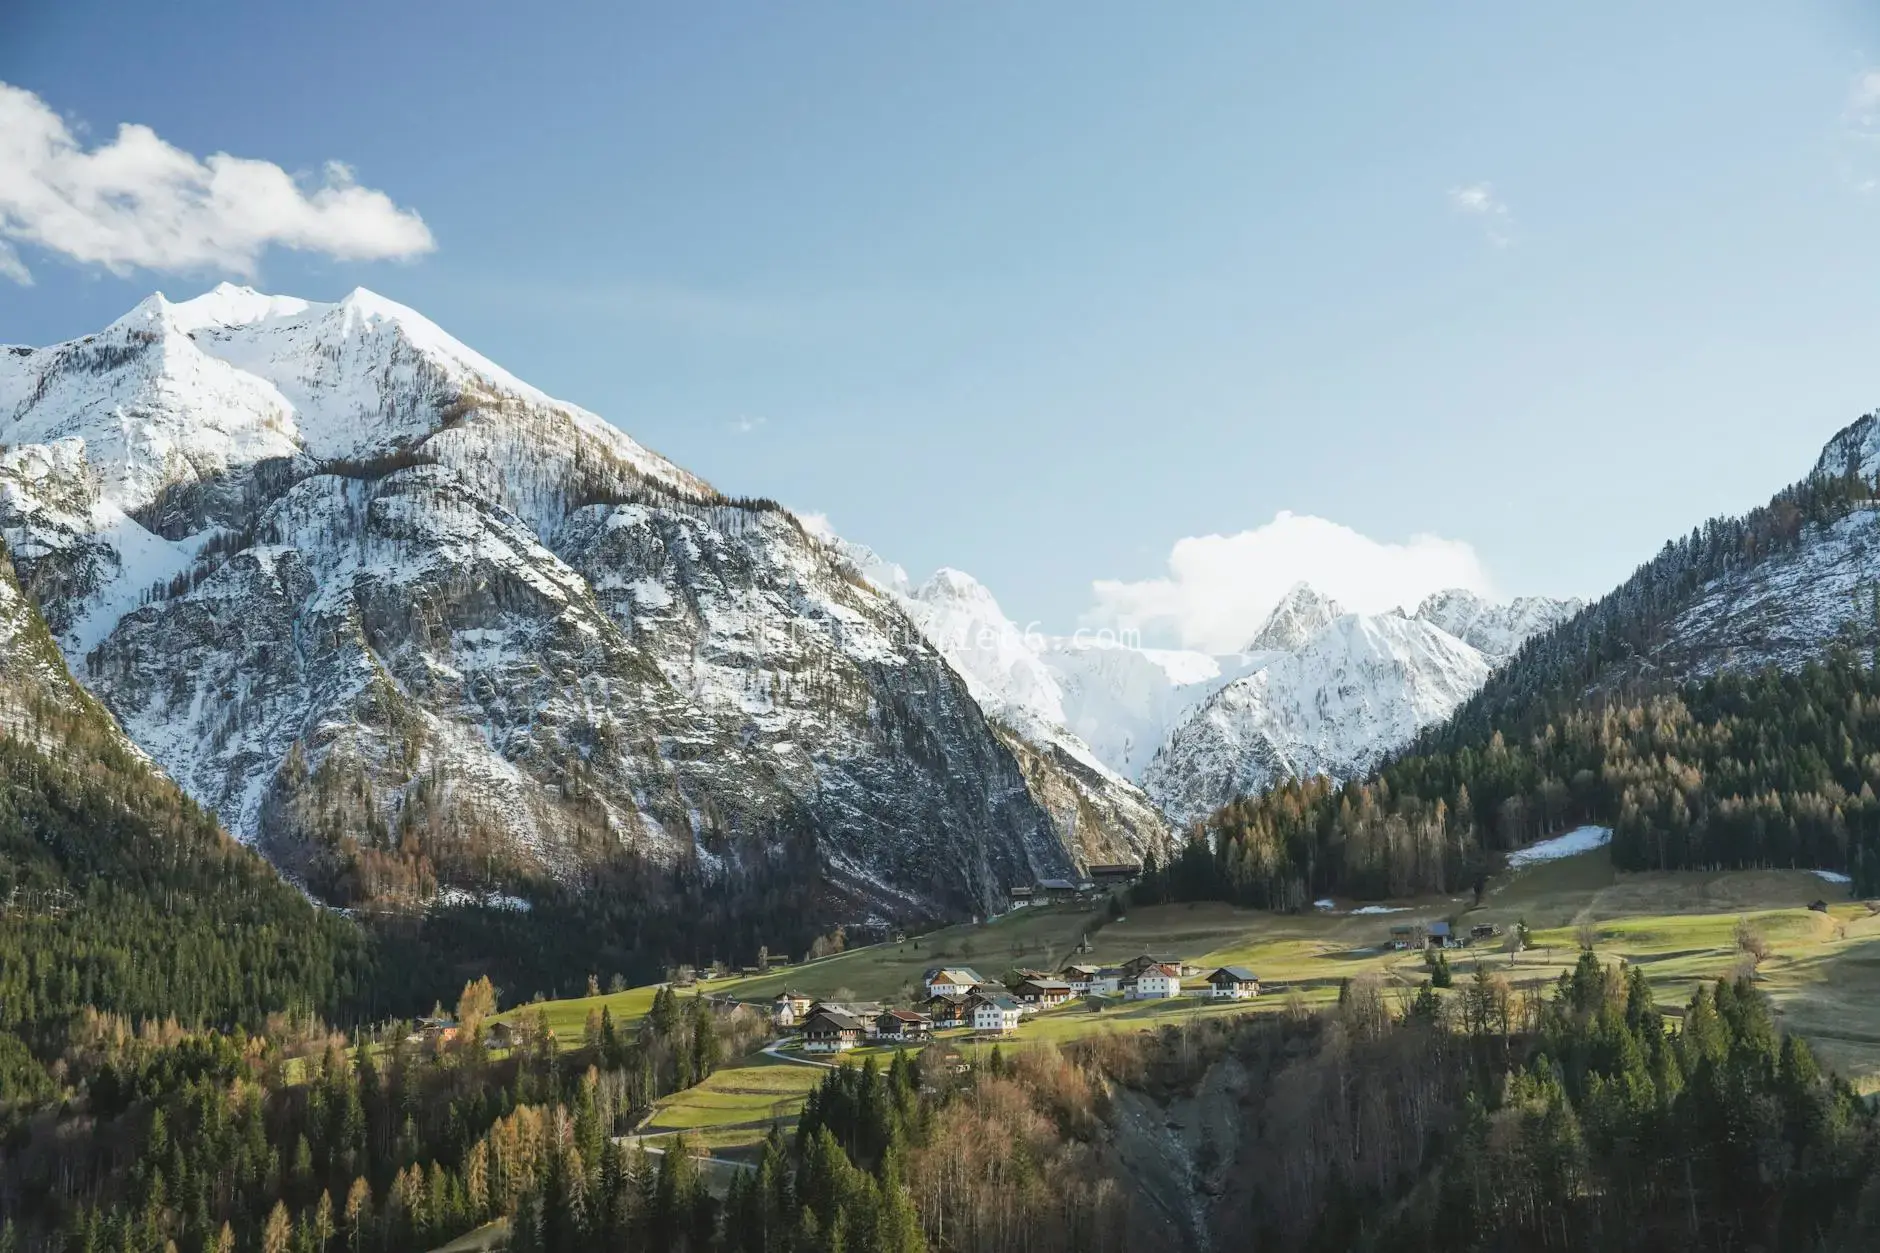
1244, 583, 1345, 652
830, 546, 1175, 865
0, 285, 1080, 924
834, 524, 1580, 838
1650, 507, 1880, 680
1142, 610, 1494, 825
1506, 826, 1612, 868
1414, 589, 1584, 661
1816, 412, 1880, 483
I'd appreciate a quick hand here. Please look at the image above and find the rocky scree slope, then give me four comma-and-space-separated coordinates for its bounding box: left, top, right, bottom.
0, 285, 1089, 924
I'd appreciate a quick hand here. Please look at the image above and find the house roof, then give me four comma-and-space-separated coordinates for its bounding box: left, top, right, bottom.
1037, 877, 1082, 891
1060, 963, 1101, 976
925, 991, 968, 1004
1087, 863, 1142, 875
1209, 966, 1259, 983
879, 1009, 928, 1024
773, 989, 810, 1001
925, 967, 985, 985
803, 1009, 864, 1032
812, 1001, 882, 1017
1427, 921, 1452, 936
976, 995, 1021, 1012
1018, 978, 1073, 992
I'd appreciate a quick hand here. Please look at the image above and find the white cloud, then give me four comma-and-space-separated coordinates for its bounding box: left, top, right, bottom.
1448, 181, 1513, 247
1848, 69, 1880, 129
795, 511, 837, 542
730, 415, 768, 434
0, 81, 434, 286
1086, 511, 1496, 653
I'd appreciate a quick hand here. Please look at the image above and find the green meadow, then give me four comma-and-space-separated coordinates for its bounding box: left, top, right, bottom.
513, 849, 1880, 1158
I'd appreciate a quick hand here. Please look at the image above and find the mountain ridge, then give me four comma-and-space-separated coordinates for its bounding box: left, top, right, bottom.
1, 285, 1108, 934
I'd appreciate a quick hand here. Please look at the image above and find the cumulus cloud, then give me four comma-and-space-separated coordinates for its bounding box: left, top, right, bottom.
1448, 181, 1512, 247
1086, 512, 1496, 653
1849, 69, 1880, 129
0, 81, 434, 286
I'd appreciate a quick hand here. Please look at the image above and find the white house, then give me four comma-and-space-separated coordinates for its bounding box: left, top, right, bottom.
772, 991, 813, 1027
972, 995, 1022, 1035
924, 967, 987, 999
1129, 964, 1183, 1000
1085, 969, 1124, 996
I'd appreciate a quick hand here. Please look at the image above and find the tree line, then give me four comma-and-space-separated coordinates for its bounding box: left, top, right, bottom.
1142, 650, 1880, 909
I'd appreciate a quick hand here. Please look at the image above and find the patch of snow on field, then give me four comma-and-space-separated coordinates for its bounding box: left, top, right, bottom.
1813, 870, 1853, 885
1508, 825, 1612, 868
1313, 899, 1336, 911
1351, 904, 1409, 915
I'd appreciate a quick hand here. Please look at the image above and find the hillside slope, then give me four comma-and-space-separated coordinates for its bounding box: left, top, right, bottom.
0, 538, 384, 1037
1436, 412, 1880, 748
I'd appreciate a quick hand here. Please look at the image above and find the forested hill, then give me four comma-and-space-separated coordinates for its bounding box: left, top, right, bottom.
0, 540, 386, 1044
1164, 412, 1880, 912
1434, 411, 1880, 751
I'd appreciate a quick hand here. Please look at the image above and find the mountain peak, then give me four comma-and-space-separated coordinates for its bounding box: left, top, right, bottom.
1414, 588, 1582, 660
915, 567, 998, 608
1244, 582, 1345, 652
168, 282, 311, 332
1817, 412, 1880, 484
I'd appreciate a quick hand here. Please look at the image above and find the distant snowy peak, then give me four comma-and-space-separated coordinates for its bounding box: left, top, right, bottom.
902, 566, 1068, 732
1413, 589, 1583, 660
820, 535, 1174, 862
913, 566, 1007, 615
1143, 608, 1493, 824
1816, 412, 1880, 483
1244, 583, 1345, 652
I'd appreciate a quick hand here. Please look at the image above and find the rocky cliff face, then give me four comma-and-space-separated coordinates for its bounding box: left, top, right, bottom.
0, 285, 1082, 923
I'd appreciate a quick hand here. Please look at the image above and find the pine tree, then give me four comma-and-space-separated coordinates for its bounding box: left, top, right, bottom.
262, 1202, 292, 1253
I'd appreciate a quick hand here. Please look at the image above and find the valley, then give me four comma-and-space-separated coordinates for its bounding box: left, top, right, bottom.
518, 844, 1880, 1178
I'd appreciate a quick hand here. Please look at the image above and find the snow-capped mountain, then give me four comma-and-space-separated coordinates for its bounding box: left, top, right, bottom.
1412, 589, 1582, 662
1243, 584, 1344, 652
827, 531, 1580, 832
1616, 414, 1880, 684
1141, 590, 1584, 825
0, 284, 1102, 924
1143, 610, 1493, 824
818, 540, 1175, 864
1444, 411, 1880, 746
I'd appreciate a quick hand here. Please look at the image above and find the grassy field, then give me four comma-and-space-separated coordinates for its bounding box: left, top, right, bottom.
490, 982, 687, 1047
636, 1052, 827, 1154
530, 849, 1880, 1157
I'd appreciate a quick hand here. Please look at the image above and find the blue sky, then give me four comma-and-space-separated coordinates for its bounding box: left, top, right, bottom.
5, 1, 1880, 649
